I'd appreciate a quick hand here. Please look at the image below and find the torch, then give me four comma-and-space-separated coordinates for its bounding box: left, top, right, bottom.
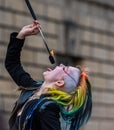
25, 0, 55, 64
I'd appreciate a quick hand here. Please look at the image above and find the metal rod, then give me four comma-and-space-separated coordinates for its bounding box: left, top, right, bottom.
38, 28, 50, 54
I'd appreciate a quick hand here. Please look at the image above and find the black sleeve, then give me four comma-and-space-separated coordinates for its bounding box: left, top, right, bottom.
5, 32, 38, 88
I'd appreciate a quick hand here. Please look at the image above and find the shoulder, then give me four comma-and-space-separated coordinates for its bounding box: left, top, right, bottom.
14, 81, 44, 108
38, 99, 60, 113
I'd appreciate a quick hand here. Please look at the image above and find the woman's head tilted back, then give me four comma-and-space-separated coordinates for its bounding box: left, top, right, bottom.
43, 64, 80, 90
43, 64, 92, 130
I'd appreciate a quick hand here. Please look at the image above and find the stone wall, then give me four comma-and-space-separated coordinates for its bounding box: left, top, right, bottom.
0, 0, 114, 130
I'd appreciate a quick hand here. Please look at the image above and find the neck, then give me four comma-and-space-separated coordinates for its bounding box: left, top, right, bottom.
35, 82, 55, 96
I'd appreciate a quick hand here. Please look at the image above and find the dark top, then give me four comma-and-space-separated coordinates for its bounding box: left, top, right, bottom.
5, 33, 61, 130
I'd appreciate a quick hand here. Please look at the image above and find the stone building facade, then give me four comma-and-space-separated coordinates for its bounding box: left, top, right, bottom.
0, 0, 114, 130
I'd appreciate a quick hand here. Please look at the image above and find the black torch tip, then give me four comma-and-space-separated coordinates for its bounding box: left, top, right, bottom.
49, 55, 55, 64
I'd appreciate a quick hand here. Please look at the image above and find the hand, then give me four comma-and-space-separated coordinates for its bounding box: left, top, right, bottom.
16, 21, 41, 39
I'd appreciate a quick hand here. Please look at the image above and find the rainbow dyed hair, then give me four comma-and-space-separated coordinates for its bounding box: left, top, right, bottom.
46, 67, 92, 130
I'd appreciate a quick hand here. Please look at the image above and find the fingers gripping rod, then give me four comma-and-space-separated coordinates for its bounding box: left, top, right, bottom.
25, 0, 55, 64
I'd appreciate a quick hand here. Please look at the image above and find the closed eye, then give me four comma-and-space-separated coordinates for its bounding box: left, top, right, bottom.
63, 66, 69, 72
62, 67, 77, 86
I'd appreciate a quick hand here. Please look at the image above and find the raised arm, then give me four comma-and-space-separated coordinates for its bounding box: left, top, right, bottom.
5, 21, 42, 88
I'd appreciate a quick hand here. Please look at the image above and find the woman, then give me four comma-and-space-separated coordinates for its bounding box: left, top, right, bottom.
5, 21, 92, 130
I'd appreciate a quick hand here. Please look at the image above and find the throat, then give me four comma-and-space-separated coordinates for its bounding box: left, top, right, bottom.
35, 87, 49, 96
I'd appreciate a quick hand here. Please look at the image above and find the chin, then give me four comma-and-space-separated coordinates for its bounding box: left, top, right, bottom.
43, 71, 48, 76
42, 73, 49, 81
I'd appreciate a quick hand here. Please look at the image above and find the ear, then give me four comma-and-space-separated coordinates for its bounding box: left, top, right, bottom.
55, 80, 65, 87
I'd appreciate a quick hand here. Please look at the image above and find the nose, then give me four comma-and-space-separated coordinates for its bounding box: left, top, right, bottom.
59, 64, 65, 67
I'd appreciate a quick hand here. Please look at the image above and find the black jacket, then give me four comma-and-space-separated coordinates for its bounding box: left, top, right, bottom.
5, 33, 61, 130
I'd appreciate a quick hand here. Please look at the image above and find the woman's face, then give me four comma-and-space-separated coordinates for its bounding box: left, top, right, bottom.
43, 64, 80, 84
43, 64, 65, 82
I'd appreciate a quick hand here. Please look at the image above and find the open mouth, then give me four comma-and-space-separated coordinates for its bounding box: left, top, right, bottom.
47, 68, 52, 71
